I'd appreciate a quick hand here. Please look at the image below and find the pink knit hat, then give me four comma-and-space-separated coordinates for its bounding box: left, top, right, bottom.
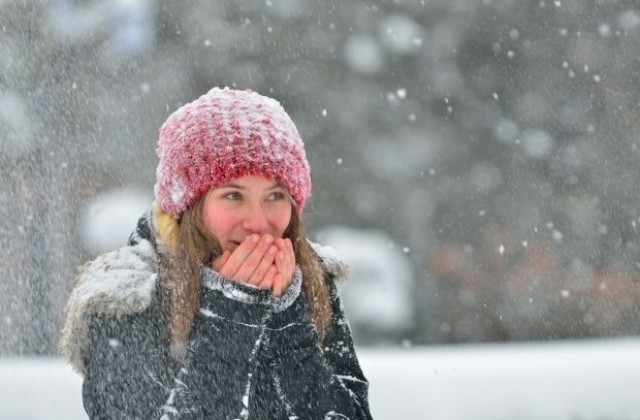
154, 87, 311, 218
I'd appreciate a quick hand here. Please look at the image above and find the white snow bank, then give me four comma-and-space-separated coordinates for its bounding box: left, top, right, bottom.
1, 338, 639, 420
364, 338, 640, 420
0, 357, 85, 420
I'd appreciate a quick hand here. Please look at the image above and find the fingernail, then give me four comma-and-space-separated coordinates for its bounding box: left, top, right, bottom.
251, 235, 259, 243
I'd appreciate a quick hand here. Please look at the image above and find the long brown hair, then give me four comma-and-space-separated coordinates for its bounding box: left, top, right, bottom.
154, 197, 331, 352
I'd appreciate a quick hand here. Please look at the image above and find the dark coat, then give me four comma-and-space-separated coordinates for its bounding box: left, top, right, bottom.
61, 214, 373, 420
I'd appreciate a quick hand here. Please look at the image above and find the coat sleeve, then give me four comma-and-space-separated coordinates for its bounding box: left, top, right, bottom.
262, 280, 373, 420
82, 309, 174, 420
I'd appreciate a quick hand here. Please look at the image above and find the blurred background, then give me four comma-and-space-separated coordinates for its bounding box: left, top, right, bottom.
1, 0, 640, 357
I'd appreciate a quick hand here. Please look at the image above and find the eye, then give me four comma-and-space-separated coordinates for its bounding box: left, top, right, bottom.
223, 191, 242, 201
267, 191, 287, 201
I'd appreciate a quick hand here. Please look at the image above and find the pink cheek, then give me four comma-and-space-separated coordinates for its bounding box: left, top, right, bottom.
204, 213, 240, 239
217, 217, 241, 236
274, 213, 292, 237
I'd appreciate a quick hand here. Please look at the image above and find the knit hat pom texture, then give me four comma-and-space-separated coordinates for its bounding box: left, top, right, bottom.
154, 87, 311, 217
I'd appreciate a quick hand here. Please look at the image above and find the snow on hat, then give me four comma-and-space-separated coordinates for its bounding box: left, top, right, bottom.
154, 87, 311, 218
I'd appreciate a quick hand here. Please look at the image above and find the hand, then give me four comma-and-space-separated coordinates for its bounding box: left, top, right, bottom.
212, 234, 279, 289
212, 235, 296, 297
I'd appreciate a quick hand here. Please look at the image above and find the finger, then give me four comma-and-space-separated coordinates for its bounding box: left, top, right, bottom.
232, 234, 275, 282
279, 239, 295, 280
286, 238, 296, 276
247, 245, 278, 286
212, 250, 232, 273
275, 250, 287, 280
274, 238, 290, 271
282, 239, 296, 291
272, 273, 283, 297
274, 250, 293, 294
218, 234, 260, 279
257, 265, 277, 290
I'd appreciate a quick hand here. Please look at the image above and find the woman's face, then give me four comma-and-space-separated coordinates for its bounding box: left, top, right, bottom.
202, 176, 293, 252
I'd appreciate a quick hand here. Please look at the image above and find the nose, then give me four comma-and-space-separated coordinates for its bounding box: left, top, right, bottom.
241, 202, 270, 234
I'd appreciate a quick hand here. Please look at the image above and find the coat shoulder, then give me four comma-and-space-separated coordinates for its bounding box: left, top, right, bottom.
60, 238, 159, 374
308, 240, 351, 284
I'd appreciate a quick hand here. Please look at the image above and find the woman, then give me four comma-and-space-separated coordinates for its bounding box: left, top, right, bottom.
60, 88, 373, 419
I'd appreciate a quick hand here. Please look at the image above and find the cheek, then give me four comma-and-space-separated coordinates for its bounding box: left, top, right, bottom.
202, 208, 238, 239
272, 207, 292, 236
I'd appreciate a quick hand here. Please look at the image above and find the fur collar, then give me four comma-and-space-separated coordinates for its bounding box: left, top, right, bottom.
60, 239, 158, 373
308, 240, 351, 283
60, 235, 349, 374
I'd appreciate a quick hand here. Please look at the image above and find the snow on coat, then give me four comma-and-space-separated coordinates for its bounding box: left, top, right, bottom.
60, 212, 372, 420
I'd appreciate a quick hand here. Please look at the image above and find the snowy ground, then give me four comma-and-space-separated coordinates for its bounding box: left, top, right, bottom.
2, 338, 639, 420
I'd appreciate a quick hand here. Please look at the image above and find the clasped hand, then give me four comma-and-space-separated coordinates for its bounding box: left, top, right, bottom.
212, 234, 296, 297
